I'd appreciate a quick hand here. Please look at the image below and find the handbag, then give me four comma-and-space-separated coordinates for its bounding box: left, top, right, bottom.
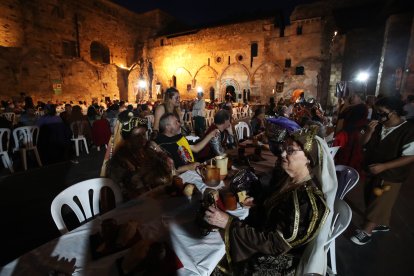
229, 168, 260, 197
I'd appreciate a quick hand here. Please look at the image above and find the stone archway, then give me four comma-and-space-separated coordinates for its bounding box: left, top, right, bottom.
219, 63, 249, 102
219, 78, 241, 102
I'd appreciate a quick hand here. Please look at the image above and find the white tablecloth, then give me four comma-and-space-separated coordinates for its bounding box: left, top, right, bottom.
1, 176, 249, 276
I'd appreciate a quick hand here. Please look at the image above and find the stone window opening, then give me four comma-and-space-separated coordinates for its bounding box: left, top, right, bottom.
90, 41, 110, 64
62, 40, 77, 58
285, 59, 291, 68
295, 66, 305, 75
296, 25, 303, 35
251, 42, 258, 68
160, 39, 164, 46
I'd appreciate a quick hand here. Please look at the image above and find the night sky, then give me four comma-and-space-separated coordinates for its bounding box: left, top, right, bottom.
111, 0, 317, 27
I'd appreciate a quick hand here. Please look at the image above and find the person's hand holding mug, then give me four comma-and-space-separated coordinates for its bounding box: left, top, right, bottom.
204, 205, 229, 229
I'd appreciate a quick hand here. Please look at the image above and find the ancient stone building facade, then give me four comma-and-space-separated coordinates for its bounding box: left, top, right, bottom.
143, 2, 337, 106
1, 0, 412, 108
0, 0, 173, 103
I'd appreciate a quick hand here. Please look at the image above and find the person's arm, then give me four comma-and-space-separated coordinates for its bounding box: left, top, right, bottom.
205, 205, 291, 263
176, 162, 200, 174
361, 120, 379, 145
368, 155, 414, 175
190, 129, 220, 153
153, 105, 165, 132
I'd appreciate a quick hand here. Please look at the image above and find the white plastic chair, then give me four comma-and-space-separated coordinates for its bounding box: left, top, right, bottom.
329, 146, 341, 158
145, 114, 155, 139
325, 198, 352, 275
335, 165, 359, 199
50, 178, 122, 234
70, 121, 90, 157
0, 128, 13, 172
235, 121, 250, 141
12, 125, 42, 170
183, 111, 193, 131
1, 112, 16, 125
186, 135, 200, 143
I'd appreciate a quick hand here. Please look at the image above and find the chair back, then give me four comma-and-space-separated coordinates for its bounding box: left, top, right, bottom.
324, 198, 352, 274
186, 135, 200, 143
70, 121, 87, 137
12, 125, 40, 150
335, 165, 359, 199
235, 121, 250, 141
325, 198, 352, 246
50, 178, 122, 234
1, 112, 16, 124
145, 114, 155, 130
0, 128, 11, 153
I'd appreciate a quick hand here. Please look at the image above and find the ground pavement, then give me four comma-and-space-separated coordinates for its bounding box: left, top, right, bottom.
0, 148, 413, 275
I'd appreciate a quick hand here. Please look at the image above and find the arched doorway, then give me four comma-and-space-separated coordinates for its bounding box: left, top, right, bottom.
225, 85, 236, 102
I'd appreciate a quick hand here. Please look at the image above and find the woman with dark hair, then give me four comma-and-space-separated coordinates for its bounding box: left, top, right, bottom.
152, 87, 182, 139
69, 105, 92, 144
250, 108, 265, 135
351, 96, 414, 245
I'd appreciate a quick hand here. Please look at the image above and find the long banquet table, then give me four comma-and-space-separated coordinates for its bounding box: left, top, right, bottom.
0, 171, 249, 276
1, 142, 276, 276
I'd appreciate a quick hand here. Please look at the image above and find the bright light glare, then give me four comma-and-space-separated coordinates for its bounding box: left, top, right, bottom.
356, 71, 369, 82
197, 86, 203, 93
138, 80, 146, 89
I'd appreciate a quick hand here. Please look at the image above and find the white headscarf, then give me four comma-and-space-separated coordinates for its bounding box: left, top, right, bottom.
295, 135, 338, 275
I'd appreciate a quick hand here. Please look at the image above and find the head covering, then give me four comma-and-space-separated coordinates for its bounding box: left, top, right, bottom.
265, 116, 301, 156
289, 126, 319, 167
121, 117, 148, 134
295, 135, 337, 275
265, 117, 301, 142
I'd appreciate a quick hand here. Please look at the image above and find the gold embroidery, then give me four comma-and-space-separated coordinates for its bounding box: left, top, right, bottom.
290, 186, 319, 247
286, 190, 300, 242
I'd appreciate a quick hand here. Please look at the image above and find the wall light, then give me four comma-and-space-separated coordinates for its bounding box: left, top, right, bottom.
138, 80, 147, 89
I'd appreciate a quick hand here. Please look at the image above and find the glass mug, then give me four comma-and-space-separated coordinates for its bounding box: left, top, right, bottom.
214, 155, 228, 179
196, 165, 221, 187
220, 190, 237, 211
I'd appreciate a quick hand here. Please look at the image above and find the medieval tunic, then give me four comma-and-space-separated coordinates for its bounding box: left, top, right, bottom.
223, 176, 329, 275
363, 120, 414, 225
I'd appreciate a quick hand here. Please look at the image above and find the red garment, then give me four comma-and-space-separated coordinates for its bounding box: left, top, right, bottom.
92, 119, 111, 146
333, 130, 366, 181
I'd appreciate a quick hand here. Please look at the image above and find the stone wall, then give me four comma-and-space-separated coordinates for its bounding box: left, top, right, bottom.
0, 0, 172, 103
377, 13, 413, 97
144, 8, 334, 104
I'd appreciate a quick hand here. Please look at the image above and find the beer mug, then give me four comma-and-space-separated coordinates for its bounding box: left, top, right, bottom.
196, 165, 221, 187
214, 155, 228, 179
